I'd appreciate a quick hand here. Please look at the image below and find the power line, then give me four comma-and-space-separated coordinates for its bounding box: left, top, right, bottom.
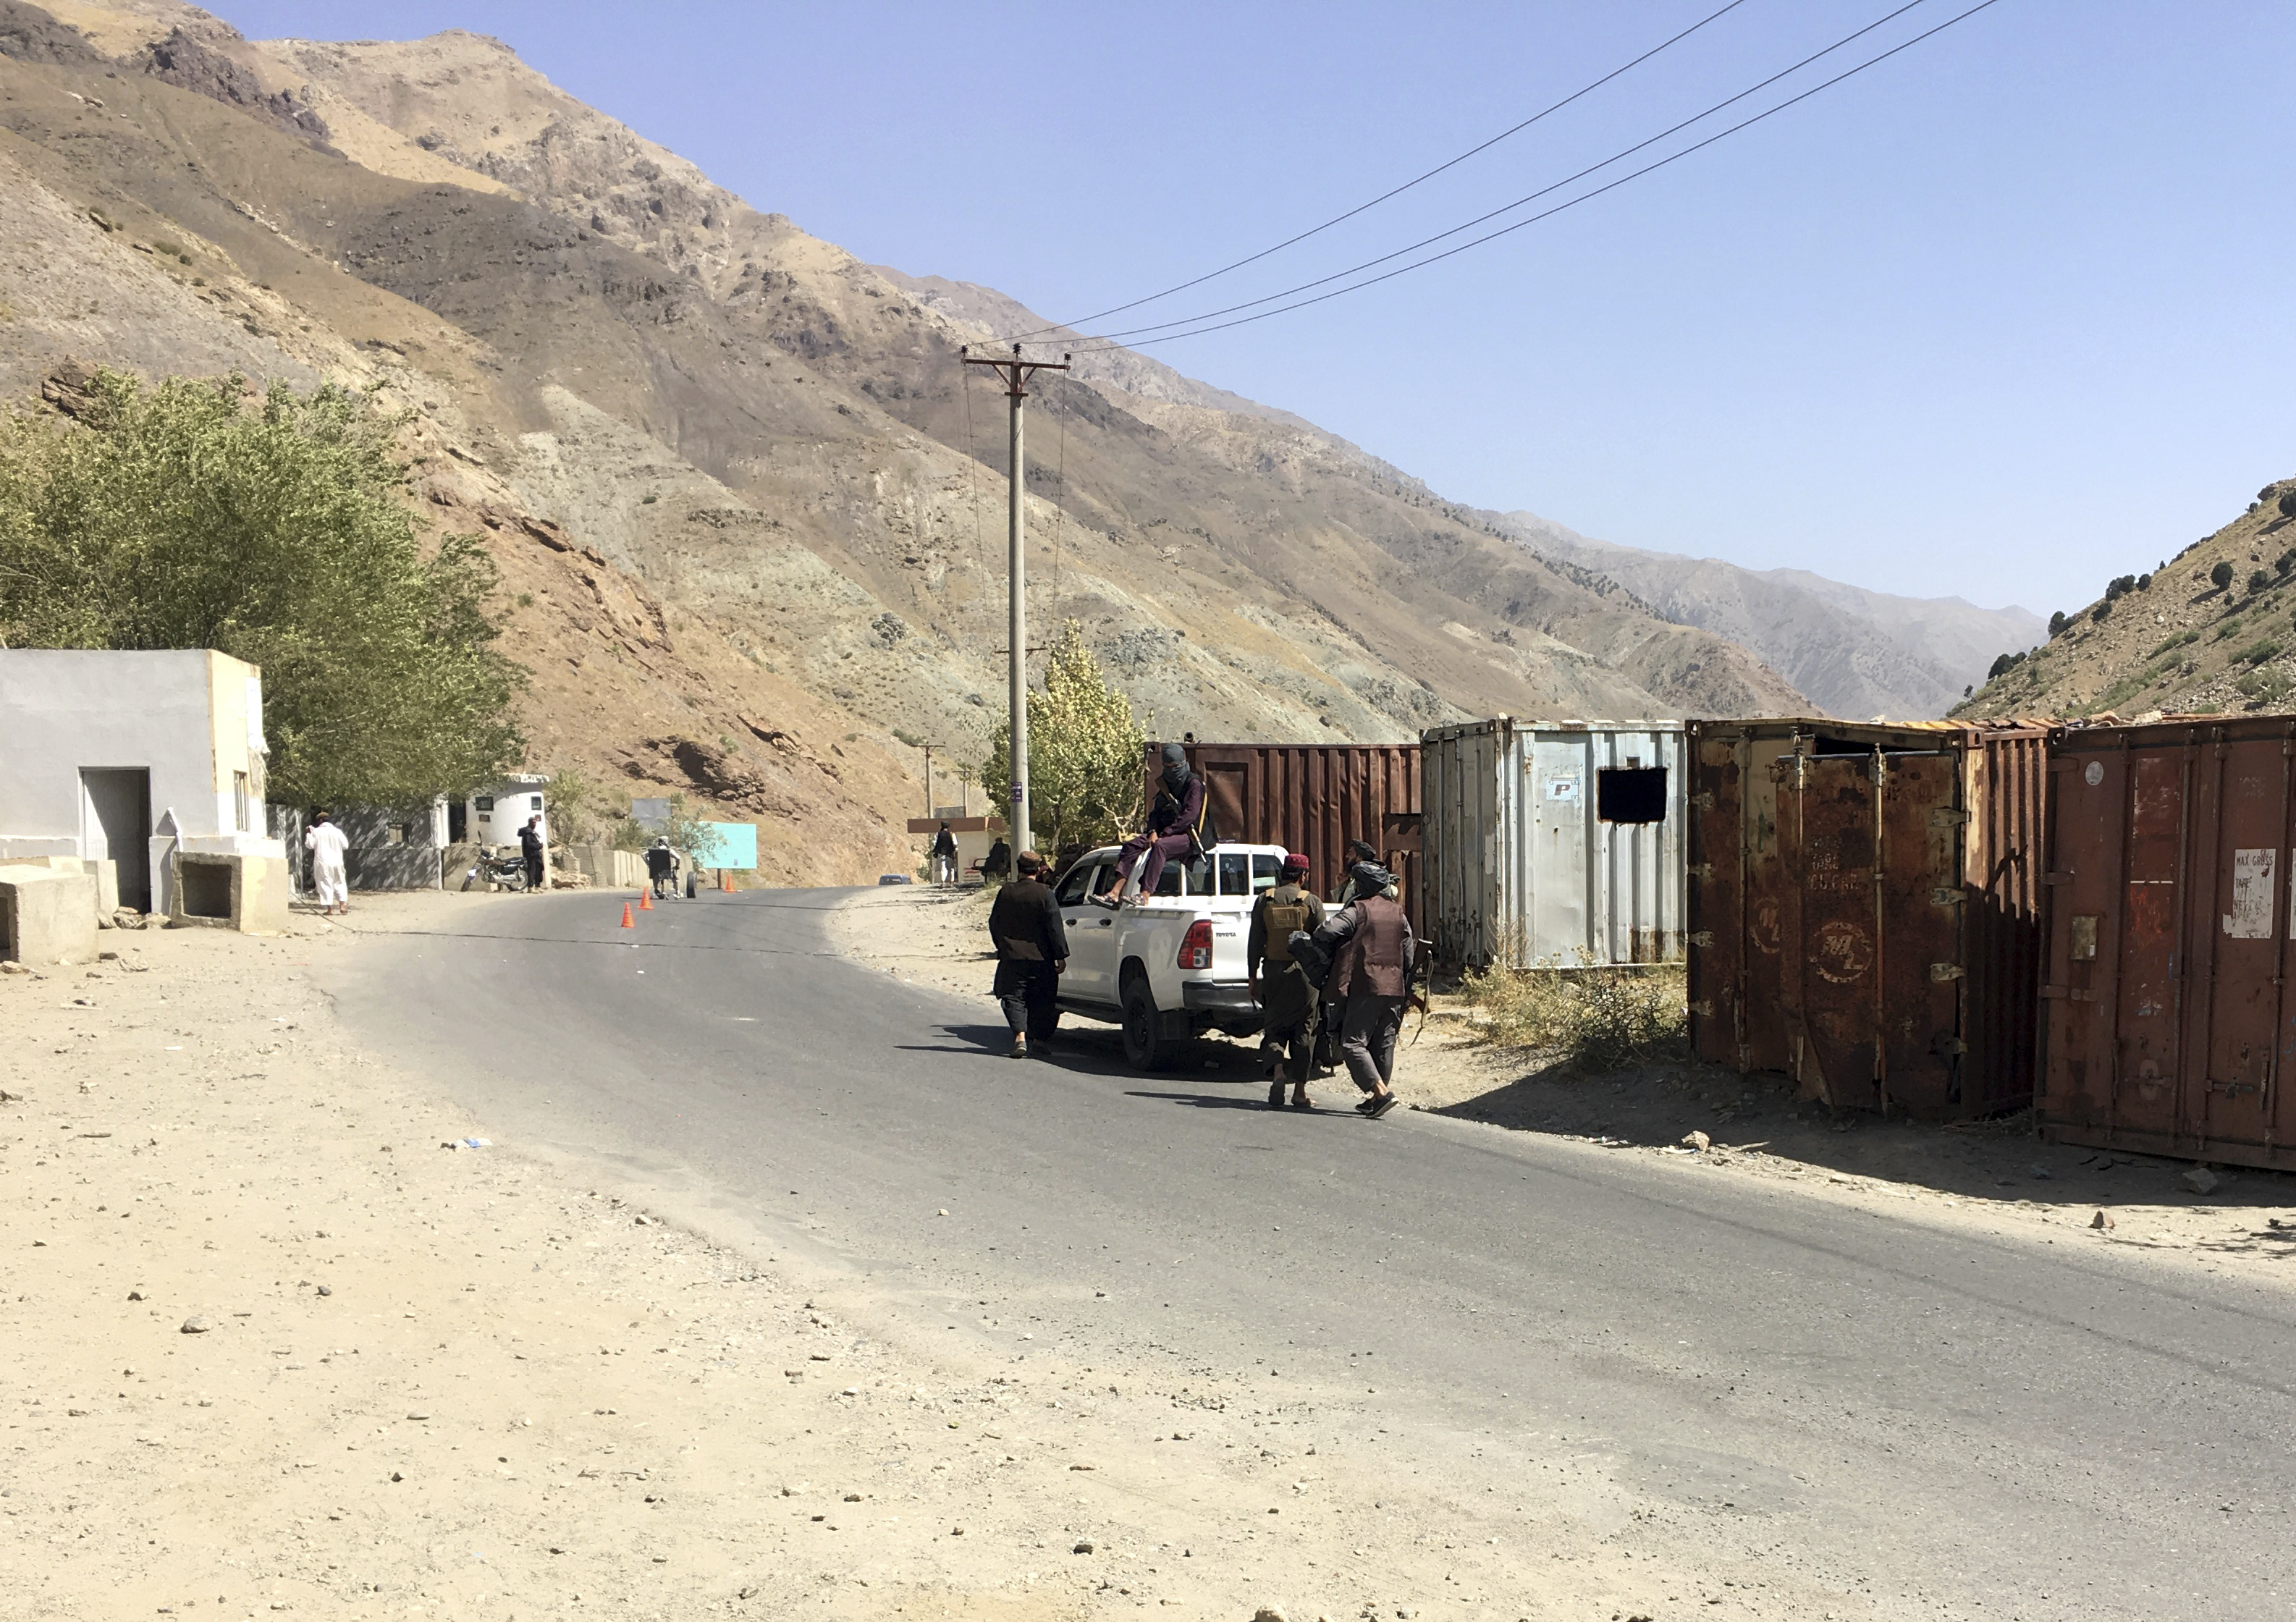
1006, 0, 1754, 342
1063, 0, 2002, 355
1067, 0, 1938, 349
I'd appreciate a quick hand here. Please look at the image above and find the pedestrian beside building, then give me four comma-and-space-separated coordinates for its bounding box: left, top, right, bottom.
1311, 853, 1417, 1118
929, 821, 959, 887
304, 808, 350, 916
518, 814, 546, 892
643, 837, 679, 900
1247, 851, 1325, 1110
1094, 742, 1212, 907
982, 836, 1012, 885
987, 850, 1069, 1059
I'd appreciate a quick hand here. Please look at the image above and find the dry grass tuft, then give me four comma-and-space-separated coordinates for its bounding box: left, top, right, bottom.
1459, 960, 1688, 1071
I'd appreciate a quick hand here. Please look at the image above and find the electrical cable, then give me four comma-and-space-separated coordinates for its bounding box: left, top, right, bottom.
960, 361, 987, 579
1008, 0, 1754, 342
1061, 0, 2001, 355
1060, 0, 1937, 349
1050, 375, 1068, 634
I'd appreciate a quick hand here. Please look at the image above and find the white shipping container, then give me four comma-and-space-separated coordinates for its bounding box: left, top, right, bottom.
1421, 718, 1687, 971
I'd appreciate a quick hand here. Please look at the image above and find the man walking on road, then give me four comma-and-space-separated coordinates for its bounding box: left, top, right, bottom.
644, 837, 679, 900
929, 821, 959, 887
1248, 851, 1325, 1110
1094, 743, 1210, 907
1310, 854, 1417, 1118
988, 850, 1068, 1059
304, 809, 350, 916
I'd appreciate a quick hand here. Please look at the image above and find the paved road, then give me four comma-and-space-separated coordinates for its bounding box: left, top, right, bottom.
318, 888, 2296, 1620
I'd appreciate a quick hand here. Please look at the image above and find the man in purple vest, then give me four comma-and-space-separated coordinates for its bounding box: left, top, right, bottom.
1094, 743, 1206, 908
1310, 855, 1417, 1118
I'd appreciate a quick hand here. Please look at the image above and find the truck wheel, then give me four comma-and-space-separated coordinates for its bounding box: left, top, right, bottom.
1120, 973, 1171, 1072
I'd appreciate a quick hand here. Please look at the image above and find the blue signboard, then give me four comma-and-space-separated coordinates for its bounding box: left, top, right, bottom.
693, 821, 759, 871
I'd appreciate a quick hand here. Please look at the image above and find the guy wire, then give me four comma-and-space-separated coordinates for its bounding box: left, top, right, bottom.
1051, 373, 1068, 638
960, 360, 987, 580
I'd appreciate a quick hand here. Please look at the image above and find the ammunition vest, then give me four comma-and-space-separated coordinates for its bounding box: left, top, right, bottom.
1259, 884, 1312, 963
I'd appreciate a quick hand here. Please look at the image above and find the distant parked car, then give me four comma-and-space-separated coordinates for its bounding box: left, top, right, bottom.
877, 873, 914, 886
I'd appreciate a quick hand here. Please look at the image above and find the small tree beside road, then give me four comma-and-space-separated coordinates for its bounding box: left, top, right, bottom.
979, 621, 1146, 856
0, 368, 525, 805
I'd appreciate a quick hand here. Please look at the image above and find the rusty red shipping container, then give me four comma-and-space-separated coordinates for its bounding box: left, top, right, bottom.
1687, 718, 2050, 1120
2040, 716, 2296, 1170
1147, 743, 1423, 927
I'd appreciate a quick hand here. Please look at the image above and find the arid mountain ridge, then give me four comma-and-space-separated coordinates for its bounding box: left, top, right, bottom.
1, 1, 2027, 879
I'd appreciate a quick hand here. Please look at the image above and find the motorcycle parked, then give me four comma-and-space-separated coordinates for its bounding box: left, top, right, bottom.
461, 851, 529, 892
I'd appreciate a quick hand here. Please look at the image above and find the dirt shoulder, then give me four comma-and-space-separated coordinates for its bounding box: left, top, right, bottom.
831, 885, 2296, 1300
3, 890, 1870, 1621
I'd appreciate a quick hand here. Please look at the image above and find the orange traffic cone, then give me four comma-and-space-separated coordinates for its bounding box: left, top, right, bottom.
638, 888, 654, 911
720, 872, 734, 893
620, 902, 635, 929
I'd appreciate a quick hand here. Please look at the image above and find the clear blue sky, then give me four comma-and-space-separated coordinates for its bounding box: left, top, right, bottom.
219, 1, 2296, 618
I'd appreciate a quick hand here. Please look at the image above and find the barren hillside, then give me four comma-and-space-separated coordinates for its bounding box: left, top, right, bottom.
1955, 477, 2296, 722
1, 0, 1818, 883
1487, 510, 2043, 720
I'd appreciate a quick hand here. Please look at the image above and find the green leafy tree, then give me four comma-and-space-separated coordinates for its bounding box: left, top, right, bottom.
979, 621, 1146, 855
0, 368, 525, 804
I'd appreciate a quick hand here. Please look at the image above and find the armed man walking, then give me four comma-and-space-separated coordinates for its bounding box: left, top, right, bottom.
1310, 850, 1418, 1118
1094, 743, 1212, 908
987, 850, 1069, 1059
1247, 851, 1325, 1110
644, 836, 679, 900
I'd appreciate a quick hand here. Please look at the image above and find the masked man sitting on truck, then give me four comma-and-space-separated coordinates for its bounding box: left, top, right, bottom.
1093, 743, 1215, 908
1248, 851, 1325, 1110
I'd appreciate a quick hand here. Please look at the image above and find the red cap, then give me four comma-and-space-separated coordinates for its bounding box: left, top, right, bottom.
1281, 852, 1310, 873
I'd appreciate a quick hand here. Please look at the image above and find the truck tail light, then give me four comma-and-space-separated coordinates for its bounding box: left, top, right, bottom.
1177, 920, 1213, 971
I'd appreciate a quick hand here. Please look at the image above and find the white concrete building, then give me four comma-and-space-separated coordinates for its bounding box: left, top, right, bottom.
466, 774, 549, 852
0, 649, 285, 913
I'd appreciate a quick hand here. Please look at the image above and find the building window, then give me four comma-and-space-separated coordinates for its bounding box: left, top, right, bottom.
1597, 767, 1668, 824
233, 771, 251, 832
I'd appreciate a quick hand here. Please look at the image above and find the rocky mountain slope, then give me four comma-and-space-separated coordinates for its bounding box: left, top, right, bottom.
3, 1, 1844, 880
1955, 478, 2296, 722
1487, 510, 2043, 720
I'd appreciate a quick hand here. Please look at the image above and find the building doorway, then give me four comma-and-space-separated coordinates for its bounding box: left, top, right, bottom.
81, 767, 151, 913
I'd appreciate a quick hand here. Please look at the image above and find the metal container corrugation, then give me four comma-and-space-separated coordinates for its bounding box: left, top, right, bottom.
1687, 717, 2049, 1120
1421, 719, 1687, 971
2040, 716, 2296, 1170
1151, 743, 1423, 925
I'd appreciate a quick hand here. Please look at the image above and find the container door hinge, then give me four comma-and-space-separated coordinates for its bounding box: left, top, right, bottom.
1687, 931, 1714, 947
2041, 871, 2074, 886
1929, 962, 1965, 981
1687, 863, 1714, 881
1930, 887, 1965, 906
2207, 1078, 2261, 1097
1689, 791, 1715, 810
1933, 1036, 1968, 1055
1688, 1000, 1714, 1018
1929, 808, 1972, 828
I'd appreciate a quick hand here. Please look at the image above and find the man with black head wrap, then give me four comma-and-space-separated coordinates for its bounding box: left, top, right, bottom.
1094, 743, 1212, 908
1311, 853, 1417, 1118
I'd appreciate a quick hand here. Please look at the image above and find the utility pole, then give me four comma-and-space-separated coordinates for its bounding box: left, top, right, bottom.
961, 342, 1069, 858
918, 742, 939, 818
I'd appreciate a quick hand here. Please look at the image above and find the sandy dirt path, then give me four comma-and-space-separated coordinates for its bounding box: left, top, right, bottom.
5, 892, 1875, 1622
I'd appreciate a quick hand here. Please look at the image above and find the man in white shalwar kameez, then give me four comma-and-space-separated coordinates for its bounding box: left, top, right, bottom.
305, 810, 350, 915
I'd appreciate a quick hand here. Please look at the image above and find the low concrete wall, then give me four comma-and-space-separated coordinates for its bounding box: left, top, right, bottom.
345, 845, 446, 891
562, 843, 648, 889
0, 869, 98, 964
168, 852, 291, 934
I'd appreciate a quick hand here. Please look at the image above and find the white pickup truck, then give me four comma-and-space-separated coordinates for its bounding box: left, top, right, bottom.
1050, 842, 1294, 1069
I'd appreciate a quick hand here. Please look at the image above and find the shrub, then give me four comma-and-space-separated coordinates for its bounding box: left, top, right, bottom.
2137, 573, 2153, 590
2146, 630, 2198, 659
979, 620, 1147, 853
0, 368, 526, 804
2239, 639, 2282, 667
2092, 600, 2112, 623
2106, 573, 2136, 600
2048, 610, 2069, 636
2252, 570, 2273, 594
2213, 560, 2237, 590
1459, 960, 1688, 1071
2280, 492, 2296, 519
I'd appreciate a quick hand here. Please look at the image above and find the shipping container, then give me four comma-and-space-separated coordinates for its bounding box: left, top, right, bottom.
1421, 719, 1687, 971
1687, 718, 2048, 1120
2039, 716, 2296, 1170
1144, 743, 1423, 927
